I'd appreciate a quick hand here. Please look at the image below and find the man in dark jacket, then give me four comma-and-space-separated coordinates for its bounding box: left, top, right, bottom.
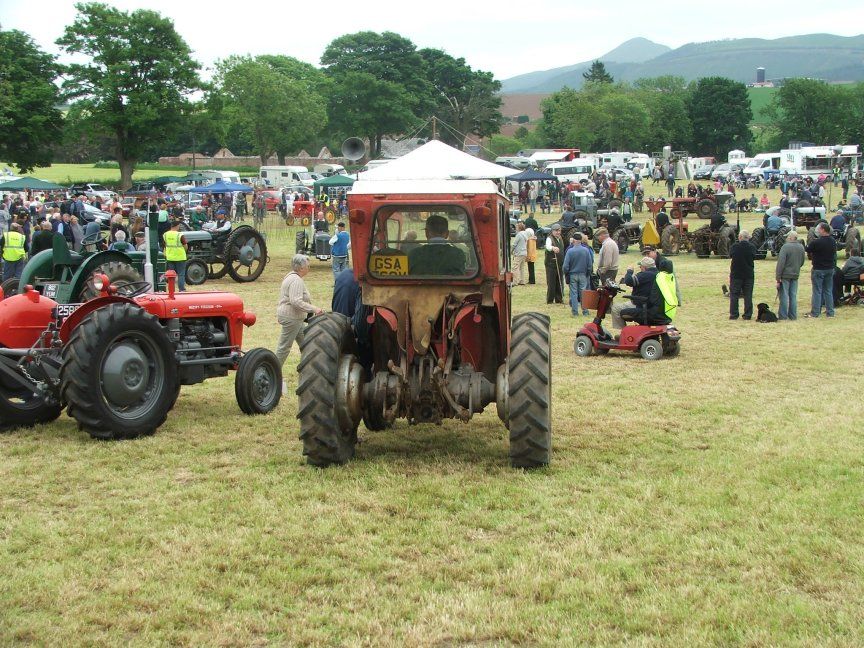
30, 221, 58, 256
729, 229, 757, 320
544, 224, 565, 304
610, 256, 660, 329
805, 222, 837, 317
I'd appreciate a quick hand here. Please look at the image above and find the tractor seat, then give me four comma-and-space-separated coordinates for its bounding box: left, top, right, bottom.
52, 237, 83, 267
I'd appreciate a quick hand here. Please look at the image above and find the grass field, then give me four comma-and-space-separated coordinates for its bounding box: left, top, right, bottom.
2, 163, 193, 186
1, 181, 863, 645
748, 87, 779, 125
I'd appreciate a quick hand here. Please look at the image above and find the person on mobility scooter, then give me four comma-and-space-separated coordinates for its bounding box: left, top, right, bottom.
574, 256, 680, 360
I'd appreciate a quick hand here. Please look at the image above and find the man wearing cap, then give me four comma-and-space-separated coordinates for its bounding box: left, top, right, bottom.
329, 221, 351, 279
561, 232, 593, 316
1, 222, 27, 281
596, 227, 619, 285
610, 256, 659, 329
544, 224, 565, 304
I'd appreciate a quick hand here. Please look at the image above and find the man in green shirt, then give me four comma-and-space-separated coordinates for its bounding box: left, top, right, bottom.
408, 214, 467, 276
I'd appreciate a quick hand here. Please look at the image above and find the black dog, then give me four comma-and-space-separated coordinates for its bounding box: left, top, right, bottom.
756, 303, 778, 323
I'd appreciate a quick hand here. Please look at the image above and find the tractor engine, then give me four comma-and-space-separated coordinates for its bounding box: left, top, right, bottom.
167, 317, 231, 384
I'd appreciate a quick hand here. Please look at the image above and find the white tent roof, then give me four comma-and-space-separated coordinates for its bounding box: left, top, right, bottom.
357, 140, 515, 181
351, 179, 500, 196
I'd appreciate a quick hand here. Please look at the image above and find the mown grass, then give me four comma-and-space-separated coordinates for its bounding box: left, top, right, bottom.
2, 163, 192, 186
1, 181, 863, 645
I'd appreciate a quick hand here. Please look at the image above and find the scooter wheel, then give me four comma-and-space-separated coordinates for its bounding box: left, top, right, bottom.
574, 335, 594, 357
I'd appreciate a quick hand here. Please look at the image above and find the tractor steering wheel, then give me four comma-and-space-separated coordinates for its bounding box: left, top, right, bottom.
116, 281, 152, 298
81, 229, 107, 246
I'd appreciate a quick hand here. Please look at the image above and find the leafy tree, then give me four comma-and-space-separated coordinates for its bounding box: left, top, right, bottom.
216, 55, 327, 164
321, 32, 428, 155
489, 134, 524, 157
418, 48, 502, 149
600, 93, 650, 150
56, 3, 199, 188
0, 28, 63, 172
634, 76, 692, 151
688, 77, 752, 157
583, 60, 613, 84
765, 79, 844, 145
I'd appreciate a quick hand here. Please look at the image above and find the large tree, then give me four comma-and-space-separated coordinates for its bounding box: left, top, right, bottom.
419, 48, 502, 149
216, 56, 327, 164
765, 78, 845, 145
321, 32, 428, 155
583, 60, 613, 84
634, 76, 692, 152
688, 77, 752, 157
0, 28, 63, 172
56, 3, 200, 188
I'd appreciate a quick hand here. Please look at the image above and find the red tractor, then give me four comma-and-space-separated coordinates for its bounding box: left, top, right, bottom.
0, 273, 281, 438
296, 179, 552, 468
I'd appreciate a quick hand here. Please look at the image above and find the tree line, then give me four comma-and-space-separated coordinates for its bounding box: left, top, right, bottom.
493, 61, 864, 160
0, 2, 503, 187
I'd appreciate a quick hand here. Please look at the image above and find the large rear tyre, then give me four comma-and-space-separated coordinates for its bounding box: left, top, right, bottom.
716, 226, 734, 258
696, 198, 715, 219
207, 261, 228, 280
296, 313, 360, 467
614, 229, 629, 254
60, 302, 177, 440
660, 224, 680, 255
750, 227, 767, 259
79, 261, 142, 301
226, 226, 267, 283
235, 348, 282, 415
507, 312, 552, 469
846, 228, 861, 258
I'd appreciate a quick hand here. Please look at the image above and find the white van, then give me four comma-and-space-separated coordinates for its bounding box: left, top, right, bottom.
313, 163, 347, 177
360, 159, 392, 173
743, 153, 782, 179
200, 170, 240, 184
545, 158, 597, 184
259, 165, 314, 188
779, 145, 860, 179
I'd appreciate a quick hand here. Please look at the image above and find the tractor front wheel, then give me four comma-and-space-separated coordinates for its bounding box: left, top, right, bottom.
185, 259, 208, 286
60, 302, 178, 440
507, 312, 551, 468
296, 313, 360, 466
235, 348, 282, 415
1, 277, 19, 300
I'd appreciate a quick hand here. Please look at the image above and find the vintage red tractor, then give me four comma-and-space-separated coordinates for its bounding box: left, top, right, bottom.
0, 273, 281, 438
296, 179, 552, 468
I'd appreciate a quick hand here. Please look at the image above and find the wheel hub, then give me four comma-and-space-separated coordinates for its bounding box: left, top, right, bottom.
102, 342, 150, 406
237, 244, 256, 266
252, 366, 273, 403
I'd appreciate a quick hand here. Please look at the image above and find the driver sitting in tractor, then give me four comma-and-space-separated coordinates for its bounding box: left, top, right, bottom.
408, 214, 466, 276
764, 211, 784, 235
610, 256, 661, 331
605, 208, 622, 235
710, 210, 727, 233
830, 210, 847, 233
655, 208, 670, 232
313, 211, 329, 233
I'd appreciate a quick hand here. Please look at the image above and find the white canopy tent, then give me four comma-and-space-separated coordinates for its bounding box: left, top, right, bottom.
357, 140, 515, 181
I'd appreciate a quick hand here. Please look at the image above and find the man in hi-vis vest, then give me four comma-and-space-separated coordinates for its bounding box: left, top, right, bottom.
1, 222, 27, 282
163, 219, 189, 291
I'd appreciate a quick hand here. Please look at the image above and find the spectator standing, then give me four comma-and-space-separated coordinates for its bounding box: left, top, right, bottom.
805, 222, 837, 318
69, 216, 84, 252
529, 184, 538, 215
728, 230, 757, 320
544, 224, 565, 304
1, 223, 27, 281
30, 221, 57, 256
561, 233, 593, 316
275, 254, 324, 368
162, 220, 188, 292
595, 228, 619, 285
329, 222, 351, 278
775, 230, 805, 320
511, 222, 529, 285
525, 227, 537, 285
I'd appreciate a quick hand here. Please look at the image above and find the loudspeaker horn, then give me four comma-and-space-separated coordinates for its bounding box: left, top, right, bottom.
341, 137, 366, 161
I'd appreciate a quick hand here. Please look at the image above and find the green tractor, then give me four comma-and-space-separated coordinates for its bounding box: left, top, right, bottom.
1, 223, 165, 303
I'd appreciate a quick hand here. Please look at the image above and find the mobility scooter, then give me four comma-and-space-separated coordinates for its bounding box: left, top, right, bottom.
574, 281, 680, 360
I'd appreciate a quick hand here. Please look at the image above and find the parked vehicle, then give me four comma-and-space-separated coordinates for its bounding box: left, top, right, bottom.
779, 145, 860, 179
313, 163, 347, 176
743, 153, 782, 179
259, 165, 314, 189
69, 183, 117, 201
200, 170, 241, 184
545, 158, 597, 184
693, 164, 716, 180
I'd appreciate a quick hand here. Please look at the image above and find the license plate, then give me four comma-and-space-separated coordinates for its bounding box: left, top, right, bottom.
55, 303, 83, 321
43, 283, 58, 299
371, 253, 409, 276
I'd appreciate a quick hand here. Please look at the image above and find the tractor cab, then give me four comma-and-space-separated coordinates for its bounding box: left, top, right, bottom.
295, 177, 552, 469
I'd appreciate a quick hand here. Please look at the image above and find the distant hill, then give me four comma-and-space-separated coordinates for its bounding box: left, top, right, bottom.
501, 33, 864, 94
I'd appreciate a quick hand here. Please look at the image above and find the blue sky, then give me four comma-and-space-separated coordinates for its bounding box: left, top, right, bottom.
1, 0, 860, 79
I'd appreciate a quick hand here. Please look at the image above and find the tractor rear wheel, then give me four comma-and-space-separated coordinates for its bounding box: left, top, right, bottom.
185, 259, 208, 286
660, 224, 680, 255
296, 313, 360, 466
696, 198, 715, 219
207, 261, 228, 280
507, 312, 551, 469
0, 363, 62, 431
226, 226, 267, 283
693, 226, 711, 258
614, 229, 629, 253
773, 227, 791, 256
1, 277, 19, 299
750, 227, 767, 259
60, 302, 178, 440
846, 228, 861, 258
79, 261, 142, 301
716, 226, 734, 258
235, 348, 282, 415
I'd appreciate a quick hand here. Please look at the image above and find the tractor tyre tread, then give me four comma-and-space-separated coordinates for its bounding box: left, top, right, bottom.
235, 348, 282, 415
226, 228, 267, 283
79, 261, 142, 301
507, 312, 552, 469
296, 313, 358, 466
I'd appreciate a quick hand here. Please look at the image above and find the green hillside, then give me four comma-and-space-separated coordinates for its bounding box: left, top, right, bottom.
748, 87, 778, 125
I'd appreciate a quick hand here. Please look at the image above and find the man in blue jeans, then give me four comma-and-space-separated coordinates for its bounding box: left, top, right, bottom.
561, 233, 593, 316
774, 230, 805, 320
329, 221, 350, 279
805, 222, 837, 317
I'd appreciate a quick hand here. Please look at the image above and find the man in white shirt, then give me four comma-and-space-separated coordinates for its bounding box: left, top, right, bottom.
596, 227, 620, 285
